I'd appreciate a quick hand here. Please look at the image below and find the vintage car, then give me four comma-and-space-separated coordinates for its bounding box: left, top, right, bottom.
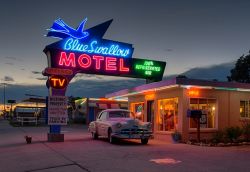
88, 109, 153, 144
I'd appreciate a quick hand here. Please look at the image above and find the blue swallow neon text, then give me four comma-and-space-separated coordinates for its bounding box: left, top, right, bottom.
64, 38, 130, 58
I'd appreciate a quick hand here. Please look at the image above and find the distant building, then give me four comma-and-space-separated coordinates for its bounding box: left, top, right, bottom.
73, 98, 128, 124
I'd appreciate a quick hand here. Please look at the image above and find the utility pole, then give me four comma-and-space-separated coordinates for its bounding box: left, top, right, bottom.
3, 83, 6, 113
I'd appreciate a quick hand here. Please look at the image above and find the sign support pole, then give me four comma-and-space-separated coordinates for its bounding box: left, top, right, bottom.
47, 88, 65, 142
46, 74, 74, 142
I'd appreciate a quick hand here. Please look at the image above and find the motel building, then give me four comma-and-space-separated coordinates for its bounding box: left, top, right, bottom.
105, 77, 250, 142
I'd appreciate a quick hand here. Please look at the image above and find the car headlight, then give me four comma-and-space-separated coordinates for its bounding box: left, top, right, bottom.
116, 123, 122, 128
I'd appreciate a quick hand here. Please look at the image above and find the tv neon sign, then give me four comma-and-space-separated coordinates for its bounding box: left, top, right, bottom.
49, 75, 68, 89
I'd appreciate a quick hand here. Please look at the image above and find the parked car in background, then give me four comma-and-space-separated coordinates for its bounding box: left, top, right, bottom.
88, 109, 153, 144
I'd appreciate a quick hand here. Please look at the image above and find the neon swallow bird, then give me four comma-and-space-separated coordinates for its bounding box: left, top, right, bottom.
47, 18, 89, 39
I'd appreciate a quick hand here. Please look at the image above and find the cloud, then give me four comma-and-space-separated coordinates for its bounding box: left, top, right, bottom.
5, 62, 14, 65
36, 77, 47, 81
67, 78, 145, 97
164, 48, 173, 52
180, 61, 235, 81
0, 62, 236, 102
0, 78, 144, 102
74, 74, 103, 81
4, 56, 23, 61
1, 76, 15, 82
0, 84, 48, 103
32, 71, 42, 74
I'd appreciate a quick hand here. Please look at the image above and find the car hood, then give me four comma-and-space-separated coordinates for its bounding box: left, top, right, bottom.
109, 117, 137, 123
109, 117, 149, 126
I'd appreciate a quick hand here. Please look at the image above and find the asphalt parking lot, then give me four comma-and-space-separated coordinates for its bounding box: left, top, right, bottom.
1, 119, 250, 172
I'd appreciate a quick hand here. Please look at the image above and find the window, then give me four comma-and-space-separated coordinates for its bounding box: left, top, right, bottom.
108, 111, 132, 118
98, 111, 107, 120
158, 98, 178, 131
189, 98, 216, 129
240, 100, 250, 118
130, 102, 144, 121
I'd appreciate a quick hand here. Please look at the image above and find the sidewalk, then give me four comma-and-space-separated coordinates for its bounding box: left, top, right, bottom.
1, 119, 250, 172
0, 120, 89, 172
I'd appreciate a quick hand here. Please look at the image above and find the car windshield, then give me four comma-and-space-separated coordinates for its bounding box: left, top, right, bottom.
109, 111, 134, 118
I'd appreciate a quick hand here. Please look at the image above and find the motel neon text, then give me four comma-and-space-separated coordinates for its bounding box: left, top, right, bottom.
58, 52, 130, 72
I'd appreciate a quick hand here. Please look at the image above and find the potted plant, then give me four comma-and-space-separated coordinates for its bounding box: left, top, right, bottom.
171, 131, 182, 143
24, 135, 32, 144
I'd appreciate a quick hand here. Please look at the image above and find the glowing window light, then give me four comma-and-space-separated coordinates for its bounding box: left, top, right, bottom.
188, 89, 199, 97
240, 107, 243, 113
145, 94, 155, 100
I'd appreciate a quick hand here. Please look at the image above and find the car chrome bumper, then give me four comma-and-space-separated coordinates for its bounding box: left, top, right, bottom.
112, 131, 153, 139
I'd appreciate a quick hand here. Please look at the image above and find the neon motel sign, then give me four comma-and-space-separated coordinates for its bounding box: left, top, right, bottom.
44, 18, 166, 84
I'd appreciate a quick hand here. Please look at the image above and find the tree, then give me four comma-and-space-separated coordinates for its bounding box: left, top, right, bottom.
227, 53, 250, 83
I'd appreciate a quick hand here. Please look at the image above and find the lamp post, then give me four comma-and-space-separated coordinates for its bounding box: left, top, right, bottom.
0, 83, 6, 115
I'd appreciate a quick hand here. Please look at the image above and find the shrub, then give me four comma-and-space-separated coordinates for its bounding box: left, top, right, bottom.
241, 121, 250, 141
211, 130, 224, 144
225, 126, 242, 142
171, 131, 182, 143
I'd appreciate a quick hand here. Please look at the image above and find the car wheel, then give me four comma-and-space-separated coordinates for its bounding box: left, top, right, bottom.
108, 128, 115, 144
92, 132, 98, 139
141, 138, 148, 144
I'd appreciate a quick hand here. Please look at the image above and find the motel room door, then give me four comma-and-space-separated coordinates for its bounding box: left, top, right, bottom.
147, 100, 154, 131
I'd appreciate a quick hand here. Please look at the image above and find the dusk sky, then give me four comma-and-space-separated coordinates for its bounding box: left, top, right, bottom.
1, 0, 250, 101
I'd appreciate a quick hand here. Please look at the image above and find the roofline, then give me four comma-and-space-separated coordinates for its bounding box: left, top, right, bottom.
105, 77, 250, 99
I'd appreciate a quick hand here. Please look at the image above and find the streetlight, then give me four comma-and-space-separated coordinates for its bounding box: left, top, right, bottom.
0, 83, 6, 114
0, 83, 6, 118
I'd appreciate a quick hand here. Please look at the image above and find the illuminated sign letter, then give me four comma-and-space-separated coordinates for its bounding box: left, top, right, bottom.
50, 78, 58, 86
59, 52, 76, 67
119, 58, 129, 72
78, 54, 91, 68
93, 55, 104, 70
49, 75, 68, 89
59, 79, 65, 87
106, 57, 117, 71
